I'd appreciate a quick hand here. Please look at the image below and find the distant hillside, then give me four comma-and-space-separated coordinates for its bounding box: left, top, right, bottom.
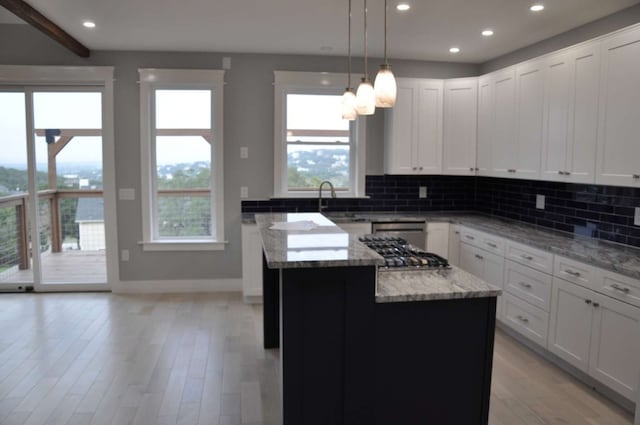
287, 148, 349, 188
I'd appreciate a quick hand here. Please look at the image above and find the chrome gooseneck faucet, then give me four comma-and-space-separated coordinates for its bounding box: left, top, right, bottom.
318, 180, 336, 212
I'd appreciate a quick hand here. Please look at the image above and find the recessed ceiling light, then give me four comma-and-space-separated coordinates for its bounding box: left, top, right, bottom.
449, 47, 461, 54
530, 4, 544, 12
82, 21, 96, 28
396, 3, 410, 11
482, 29, 494, 37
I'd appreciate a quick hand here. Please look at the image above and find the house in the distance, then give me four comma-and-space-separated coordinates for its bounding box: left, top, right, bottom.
75, 197, 105, 251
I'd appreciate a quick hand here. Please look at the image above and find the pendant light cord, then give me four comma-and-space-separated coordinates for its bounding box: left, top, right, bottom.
347, 0, 352, 87
364, 0, 368, 79
384, 0, 388, 64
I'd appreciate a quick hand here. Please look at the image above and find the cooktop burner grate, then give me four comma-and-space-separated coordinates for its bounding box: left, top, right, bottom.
358, 235, 451, 270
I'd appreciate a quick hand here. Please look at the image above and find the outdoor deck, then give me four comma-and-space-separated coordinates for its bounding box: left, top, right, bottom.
0, 250, 106, 284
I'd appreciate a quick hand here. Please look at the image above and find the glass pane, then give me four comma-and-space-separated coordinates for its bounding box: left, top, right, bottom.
33, 92, 102, 129
286, 94, 347, 132
0, 91, 33, 285
156, 136, 211, 190
157, 196, 211, 237
156, 90, 211, 129
287, 145, 350, 190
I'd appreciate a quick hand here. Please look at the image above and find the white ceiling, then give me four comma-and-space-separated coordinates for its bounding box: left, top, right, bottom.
1, 0, 639, 62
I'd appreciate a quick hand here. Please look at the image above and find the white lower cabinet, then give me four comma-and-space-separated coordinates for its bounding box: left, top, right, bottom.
550, 277, 640, 400
448, 225, 461, 266
241, 224, 263, 299
426, 222, 449, 259
460, 242, 505, 318
502, 292, 549, 347
504, 260, 552, 311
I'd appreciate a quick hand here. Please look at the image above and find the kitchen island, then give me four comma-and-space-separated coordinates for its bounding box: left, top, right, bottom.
256, 212, 501, 425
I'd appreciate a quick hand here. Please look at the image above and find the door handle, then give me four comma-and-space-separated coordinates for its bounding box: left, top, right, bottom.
610, 283, 630, 293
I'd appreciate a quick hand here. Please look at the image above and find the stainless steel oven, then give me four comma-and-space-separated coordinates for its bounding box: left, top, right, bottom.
371, 220, 427, 250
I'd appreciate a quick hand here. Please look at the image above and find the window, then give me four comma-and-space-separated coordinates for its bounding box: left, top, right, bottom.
274, 71, 366, 197
139, 69, 225, 251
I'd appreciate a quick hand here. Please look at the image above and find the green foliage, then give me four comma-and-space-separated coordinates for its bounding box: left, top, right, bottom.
0, 206, 18, 267
286, 148, 349, 189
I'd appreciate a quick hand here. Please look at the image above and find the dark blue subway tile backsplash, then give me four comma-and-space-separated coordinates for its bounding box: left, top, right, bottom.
242, 175, 640, 248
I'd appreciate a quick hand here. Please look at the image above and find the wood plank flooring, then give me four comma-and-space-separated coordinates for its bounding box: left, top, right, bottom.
0, 293, 634, 425
1, 251, 107, 285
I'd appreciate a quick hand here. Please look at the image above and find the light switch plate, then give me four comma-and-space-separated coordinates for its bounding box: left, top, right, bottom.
222, 57, 231, 69
419, 186, 427, 199
536, 194, 545, 210
240, 147, 248, 159
121, 249, 129, 262
635, 207, 640, 226
240, 186, 249, 199
118, 188, 135, 201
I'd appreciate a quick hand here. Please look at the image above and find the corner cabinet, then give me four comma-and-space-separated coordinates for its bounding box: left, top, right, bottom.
541, 43, 600, 183
596, 26, 640, 187
476, 76, 493, 176
241, 224, 263, 299
442, 78, 478, 175
384, 78, 443, 175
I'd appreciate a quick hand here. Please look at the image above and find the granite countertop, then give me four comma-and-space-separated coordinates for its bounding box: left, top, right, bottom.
255, 212, 385, 269
376, 266, 502, 303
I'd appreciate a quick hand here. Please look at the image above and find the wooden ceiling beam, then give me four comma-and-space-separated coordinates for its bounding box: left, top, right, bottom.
0, 0, 90, 57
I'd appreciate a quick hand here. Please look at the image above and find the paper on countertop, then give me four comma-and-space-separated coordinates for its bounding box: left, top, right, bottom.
269, 220, 318, 231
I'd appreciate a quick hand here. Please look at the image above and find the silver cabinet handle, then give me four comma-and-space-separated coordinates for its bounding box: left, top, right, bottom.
610, 283, 630, 293
487, 242, 497, 248
565, 171, 571, 175
516, 315, 529, 323
475, 254, 484, 260
465, 235, 475, 240
455, 231, 460, 235
520, 254, 534, 261
565, 269, 581, 277
558, 170, 565, 175
508, 169, 516, 173
585, 299, 592, 305
633, 174, 640, 179
412, 167, 417, 171
469, 167, 475, 171
419, 166, 423, 170
593, 302, 600, 308
519, 282, 532, 289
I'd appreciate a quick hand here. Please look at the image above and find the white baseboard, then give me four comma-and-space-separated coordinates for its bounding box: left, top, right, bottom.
112, 278, 241, 293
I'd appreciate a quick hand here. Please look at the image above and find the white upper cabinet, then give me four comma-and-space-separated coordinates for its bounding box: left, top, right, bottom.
490, 67, 517, 178
597, 26, 640, 187
541, 43, 600, 183
514, 59, 545, 180
385, 78, 443, 175
476, 75, 493, 176
442, 78, 478, 175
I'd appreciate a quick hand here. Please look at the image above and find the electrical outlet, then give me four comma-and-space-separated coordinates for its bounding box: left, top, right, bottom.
536, 194, 545, 210
635, 207, 640, 226
121, 249, 129, 262
419, 186, 427, 199
222, 57, 231, 69
240, 186, 249, 199
240, 147, 248, 159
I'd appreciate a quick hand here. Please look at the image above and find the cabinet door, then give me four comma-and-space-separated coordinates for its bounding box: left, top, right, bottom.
426, 222, 449, 259
416, 79, 443, 174
443, 78, 477, 175
384, 80, 417, 174
542, 44, 599, 183
491, 68, 517, 177
476, 75, 493, 176
597, 27, 640, 187
515, 60, 545, 180
548, 278, 594, 372
459, 243, 484, 277
448, 224, 461, 267
589, 293, 640, 400
241, 224, 263, 298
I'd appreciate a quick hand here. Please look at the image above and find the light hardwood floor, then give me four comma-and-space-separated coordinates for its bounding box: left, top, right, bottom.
0, 293, 633, 425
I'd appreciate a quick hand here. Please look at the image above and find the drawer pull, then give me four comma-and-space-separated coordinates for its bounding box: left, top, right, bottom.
610, 283, 630, 293
487, 242, 498, 248
633, 174, 640, 179
519, 282, 532, 289
564, 269, 581, 277
469, 167, 475, 171
520, 254, 534, 261
585, 299, 592, 305
516, 315, 529, 323
475, 254, 484, 260
593, 302, 600, 308
508, 169, 516, 173
465, 235, 475, 240
455, 231, 460, 235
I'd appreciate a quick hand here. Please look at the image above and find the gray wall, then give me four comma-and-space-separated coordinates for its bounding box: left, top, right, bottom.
481, 3, 640, 73
0, 24, 478, 282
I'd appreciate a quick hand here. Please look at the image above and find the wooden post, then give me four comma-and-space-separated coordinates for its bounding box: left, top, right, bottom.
46, 135, 72, 253
50, 195, 61, 253
16, 197, 29, 270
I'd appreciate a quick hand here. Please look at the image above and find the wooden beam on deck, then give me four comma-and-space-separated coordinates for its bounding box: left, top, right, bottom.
0, 0, 90, 57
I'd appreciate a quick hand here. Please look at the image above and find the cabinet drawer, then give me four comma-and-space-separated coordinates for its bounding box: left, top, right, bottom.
502, 292, 549, 347
598, 270, 640, 309
553, 256, 596, 289
505, 240, 553, 274
459, 227, 505, 256
504, 260, 552, 311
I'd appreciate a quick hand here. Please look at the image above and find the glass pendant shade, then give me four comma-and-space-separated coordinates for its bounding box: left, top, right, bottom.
341, 89, 357, 120
355, 78, 375, 115
374, 64, 397, 108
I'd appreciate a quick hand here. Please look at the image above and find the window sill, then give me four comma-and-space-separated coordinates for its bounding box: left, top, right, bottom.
139, 240, 227, 252
270, 194, 370, 199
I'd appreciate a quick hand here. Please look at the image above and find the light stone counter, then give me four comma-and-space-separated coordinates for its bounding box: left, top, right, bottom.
255, 213, 384, 269
376, 267, 502, 303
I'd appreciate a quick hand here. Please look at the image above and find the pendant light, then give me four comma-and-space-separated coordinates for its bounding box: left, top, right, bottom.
341, 0, 357, 120
355, 0, 375, 115
374, 0, 397, 107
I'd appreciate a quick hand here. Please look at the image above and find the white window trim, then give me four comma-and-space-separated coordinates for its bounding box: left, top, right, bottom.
273, 71, 366, 198
139, 68, 226, 251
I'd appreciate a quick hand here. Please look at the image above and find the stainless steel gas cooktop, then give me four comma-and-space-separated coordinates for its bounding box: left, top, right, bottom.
358, 235, 450, 271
